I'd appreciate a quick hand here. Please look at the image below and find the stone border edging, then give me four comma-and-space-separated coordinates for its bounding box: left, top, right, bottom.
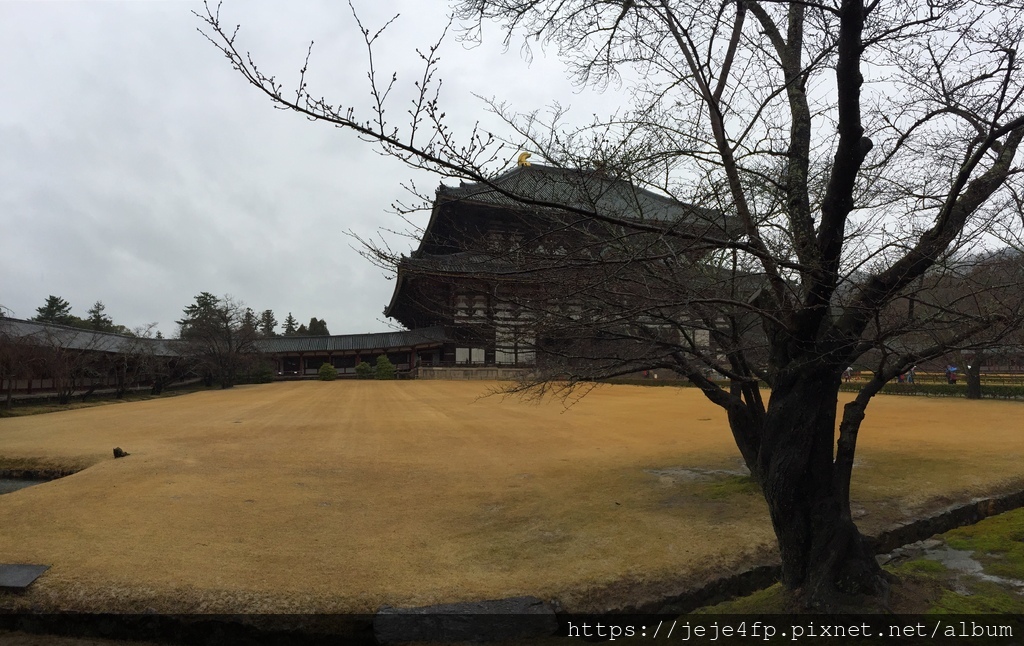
598, 487, 1024, 616
869, 488, 1024, 555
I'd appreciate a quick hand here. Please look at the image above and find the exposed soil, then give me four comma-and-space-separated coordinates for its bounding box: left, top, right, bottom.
0, 381, 1021, 615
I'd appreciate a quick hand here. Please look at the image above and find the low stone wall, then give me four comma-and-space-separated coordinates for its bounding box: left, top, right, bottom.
415, 367, 529, 381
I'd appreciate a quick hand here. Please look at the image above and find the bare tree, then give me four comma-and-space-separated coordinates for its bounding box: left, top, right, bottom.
29, 325, 113, 405
198, 0, 1024, 606
100, 323, 165, 399
910, 249, 1024, 397
177, 292, 261, 388
143, 332, 189, 396
0, 322, 38, 411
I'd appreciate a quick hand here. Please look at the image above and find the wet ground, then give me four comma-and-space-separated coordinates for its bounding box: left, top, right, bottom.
881, 536, 1024, 595
0, 479, 47, 495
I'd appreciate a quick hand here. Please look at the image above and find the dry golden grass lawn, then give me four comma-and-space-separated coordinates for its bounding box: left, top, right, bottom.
0, 381, 1021, 614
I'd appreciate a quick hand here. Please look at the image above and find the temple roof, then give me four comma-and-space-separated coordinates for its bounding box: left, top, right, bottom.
435, 164, 725, 225
0, 318, 179, 356
386, 164, 737, 328
1, 317, 447, 356
254, 326, 447, 354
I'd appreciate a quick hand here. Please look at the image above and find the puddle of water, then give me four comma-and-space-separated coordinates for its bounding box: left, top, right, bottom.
924, 545, 1024, 590
0, 479, 49, 495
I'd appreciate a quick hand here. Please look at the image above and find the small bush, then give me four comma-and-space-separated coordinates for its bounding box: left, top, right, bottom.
318, 362, 338, 381
354, 361, 373, 379
252, 365, 275, 384
375, 355, 396, 380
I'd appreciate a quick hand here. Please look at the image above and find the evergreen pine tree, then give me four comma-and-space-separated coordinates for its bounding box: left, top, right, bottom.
34, 296, 75, 325
258, 309, 278, 336
87, 301, 114, 332
308, 317, 330, 335
283, 313, 298, 336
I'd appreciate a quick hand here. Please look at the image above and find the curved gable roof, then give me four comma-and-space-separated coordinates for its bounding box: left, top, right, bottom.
436, 164, 722, 223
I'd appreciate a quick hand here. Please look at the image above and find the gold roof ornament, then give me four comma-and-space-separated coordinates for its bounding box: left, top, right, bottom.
517, 152, 532, 167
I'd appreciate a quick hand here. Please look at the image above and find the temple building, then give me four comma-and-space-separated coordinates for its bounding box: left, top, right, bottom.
383, 163, 733, 376
256, 327, 446, 378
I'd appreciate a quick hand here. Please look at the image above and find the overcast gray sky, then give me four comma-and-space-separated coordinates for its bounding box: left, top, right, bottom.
0, 0, 608, 336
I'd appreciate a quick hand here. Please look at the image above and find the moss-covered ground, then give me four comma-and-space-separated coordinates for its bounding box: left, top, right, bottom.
697, 506, 1024, 614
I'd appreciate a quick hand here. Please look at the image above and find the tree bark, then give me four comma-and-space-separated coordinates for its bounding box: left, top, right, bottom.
115, 366, 128, 399
756, 365, 886, 607
965, 356, 982, 400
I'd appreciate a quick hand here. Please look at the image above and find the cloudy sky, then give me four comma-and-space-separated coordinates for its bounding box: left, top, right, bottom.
0, 0, 609, 336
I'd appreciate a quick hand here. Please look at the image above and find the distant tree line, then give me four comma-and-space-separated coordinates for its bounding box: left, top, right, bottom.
32, 296, 138, 336
19, 295, 332, 340
0, 293, 338, 401
280, 313, 329, 336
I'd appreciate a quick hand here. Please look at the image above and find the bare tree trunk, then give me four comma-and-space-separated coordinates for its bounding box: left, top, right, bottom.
757, 366, 886, 607
55, 373, 72, 405
966, 356, 983, 400
115, 363, 130, 399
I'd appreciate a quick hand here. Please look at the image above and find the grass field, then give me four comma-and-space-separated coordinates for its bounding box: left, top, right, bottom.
0, 381, 1021, 614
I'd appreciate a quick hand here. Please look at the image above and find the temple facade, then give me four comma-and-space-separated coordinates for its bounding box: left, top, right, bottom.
383, 164, 733, 373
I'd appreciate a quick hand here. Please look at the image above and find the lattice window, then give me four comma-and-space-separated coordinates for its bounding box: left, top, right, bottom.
471, 295, 487, 320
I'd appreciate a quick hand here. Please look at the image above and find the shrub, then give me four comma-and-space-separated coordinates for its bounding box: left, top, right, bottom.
838, 381, 1024, 400
318, 362, 338, 381
354, 361, 373, 379
375, 355, 396, 380
251, 365, 275, 384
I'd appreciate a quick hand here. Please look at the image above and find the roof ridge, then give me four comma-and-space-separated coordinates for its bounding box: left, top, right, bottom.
0, 316, 142, 339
